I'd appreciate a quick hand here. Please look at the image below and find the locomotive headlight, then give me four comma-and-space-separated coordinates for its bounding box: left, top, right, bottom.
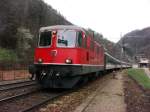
65, 59, 72, 64
38, 58, 43, 63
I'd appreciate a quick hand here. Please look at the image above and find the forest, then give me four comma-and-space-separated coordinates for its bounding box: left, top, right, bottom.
0, 0, 113, 67
0, 0, 71, 65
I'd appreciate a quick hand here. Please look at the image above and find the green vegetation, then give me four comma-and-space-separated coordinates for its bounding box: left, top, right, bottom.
0, 48, 18, 62
127, 68, 150, 89
0, 0, 71, 64
0, 0, 114, 64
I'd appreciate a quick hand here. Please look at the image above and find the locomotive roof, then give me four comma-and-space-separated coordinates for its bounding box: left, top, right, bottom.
40, 25, 85, 32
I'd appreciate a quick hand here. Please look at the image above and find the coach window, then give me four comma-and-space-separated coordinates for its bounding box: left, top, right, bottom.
39, 31, 52, 47
77, 31, 83, 47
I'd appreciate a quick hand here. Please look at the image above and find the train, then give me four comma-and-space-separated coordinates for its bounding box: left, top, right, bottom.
29, 25, 131, 89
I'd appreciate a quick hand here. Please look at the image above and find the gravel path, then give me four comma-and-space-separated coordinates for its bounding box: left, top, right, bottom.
74, 71, 126, 112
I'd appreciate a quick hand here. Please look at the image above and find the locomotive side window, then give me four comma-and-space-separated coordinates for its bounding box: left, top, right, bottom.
77, 31, 83, 47
39, 31, 52, 47
57, 30, 76, 47
83, 34, 87, 48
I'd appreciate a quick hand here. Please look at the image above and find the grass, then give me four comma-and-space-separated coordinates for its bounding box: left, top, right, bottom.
0, 48, 18, 62
127, 68, 150, 89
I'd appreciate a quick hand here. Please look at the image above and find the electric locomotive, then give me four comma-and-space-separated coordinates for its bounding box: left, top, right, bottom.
29, 25, 105, 88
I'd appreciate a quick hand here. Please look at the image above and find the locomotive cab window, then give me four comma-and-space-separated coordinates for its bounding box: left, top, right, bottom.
77, 31, 83, 47
39, 31, 52, 47
57, 30, 76, 47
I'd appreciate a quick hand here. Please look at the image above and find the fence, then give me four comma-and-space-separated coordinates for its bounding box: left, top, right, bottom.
0, 61, 32, 81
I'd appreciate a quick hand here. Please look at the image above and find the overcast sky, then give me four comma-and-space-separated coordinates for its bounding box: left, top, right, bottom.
44, 0, 150, 43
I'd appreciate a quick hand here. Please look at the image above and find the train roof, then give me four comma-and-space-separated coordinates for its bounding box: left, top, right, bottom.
105, 52, 131, 65
105, 52, 120, 63
39, 25, 102, 45
40, 25, 85, 32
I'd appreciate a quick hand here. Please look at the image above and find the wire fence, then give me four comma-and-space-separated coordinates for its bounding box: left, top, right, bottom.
0, 61, 32, 81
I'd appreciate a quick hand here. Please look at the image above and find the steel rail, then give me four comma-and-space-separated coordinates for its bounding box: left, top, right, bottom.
0, 89, 40, 103
0, 80, 33, 87
0, 82, 37, 91
21, 80, 91, 112
22, 90, 74, 112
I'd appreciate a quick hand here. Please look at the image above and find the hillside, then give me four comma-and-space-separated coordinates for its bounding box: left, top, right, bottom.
114, 27, 150, 61
0, 0, 114, 65
0, 0, 71, 64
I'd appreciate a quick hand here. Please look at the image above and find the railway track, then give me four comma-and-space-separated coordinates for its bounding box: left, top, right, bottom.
0, 77, 106, 112
0, 80, 41, 104
0, 80, 37, 91
0, 79, 71, 112
0, 88, 70, 112
22, 91, 69, 112
0, 74, 111, 112
0, 89, 39, 102
0, 80, 81, 112
22, 74, 110, 112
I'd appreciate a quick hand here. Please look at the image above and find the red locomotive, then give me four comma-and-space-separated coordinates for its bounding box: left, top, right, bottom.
29, 25, 131, 88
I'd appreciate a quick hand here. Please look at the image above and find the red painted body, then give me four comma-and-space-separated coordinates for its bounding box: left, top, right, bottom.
34, 27, 104, 66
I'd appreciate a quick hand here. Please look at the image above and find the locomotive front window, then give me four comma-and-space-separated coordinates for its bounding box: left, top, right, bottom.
57, 30, 76, 47
39, 31, 52, 47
